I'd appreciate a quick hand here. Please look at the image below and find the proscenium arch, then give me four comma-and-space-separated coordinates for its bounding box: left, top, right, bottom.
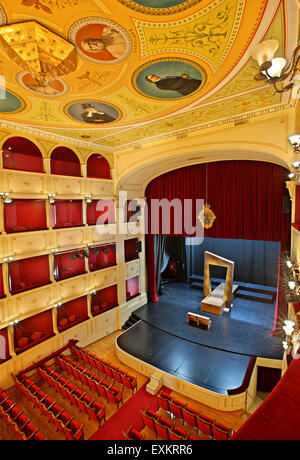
116, 146, 291, 197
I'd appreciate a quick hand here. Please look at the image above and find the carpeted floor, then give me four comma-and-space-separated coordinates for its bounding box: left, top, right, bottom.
89, 382, 158, 440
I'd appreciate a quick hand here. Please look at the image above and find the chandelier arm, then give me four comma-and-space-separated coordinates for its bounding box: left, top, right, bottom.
281, 45, 300, 80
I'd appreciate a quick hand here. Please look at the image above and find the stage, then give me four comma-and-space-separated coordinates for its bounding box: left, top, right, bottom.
117, 282, 283, 399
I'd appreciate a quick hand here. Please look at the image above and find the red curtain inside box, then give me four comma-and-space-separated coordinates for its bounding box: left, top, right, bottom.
9, 255, 51, 294
86, 199, 115, 225
125, 200, 140, 223
88, 244, 116, 272
0, 328, 11, 363
57, 296, 88, 331
4, 199, 48, 233
2, 137, 44, 173
0, 265, 5, 299
91, 285, 118, 316
50, 147, 81, 177
87, 154, 111, 179
125, 238, 139, 262
54, 251, 86, 281
50, 200, 83, 228
126, 276, 140, 300
14, 309, 54, 354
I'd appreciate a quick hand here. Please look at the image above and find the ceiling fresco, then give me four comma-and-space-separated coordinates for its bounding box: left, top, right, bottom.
0, 0, 295, 150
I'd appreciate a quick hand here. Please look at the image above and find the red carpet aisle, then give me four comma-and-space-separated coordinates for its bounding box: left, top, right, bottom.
232, 356, 300, 440
89, 382, 158, 440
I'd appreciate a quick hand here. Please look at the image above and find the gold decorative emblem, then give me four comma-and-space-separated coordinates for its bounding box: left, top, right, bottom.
198, 203, 216, 229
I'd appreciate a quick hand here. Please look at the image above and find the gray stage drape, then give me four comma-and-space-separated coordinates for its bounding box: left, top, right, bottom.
154, 235, 168, 295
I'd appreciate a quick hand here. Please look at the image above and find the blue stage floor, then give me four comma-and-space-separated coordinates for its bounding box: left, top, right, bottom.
117, 282, 283, 394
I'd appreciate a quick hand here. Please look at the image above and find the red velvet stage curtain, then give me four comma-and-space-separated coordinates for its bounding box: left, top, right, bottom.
145, 161, 290, 303
87, 154, 111, 179
50, 147, 81, 177
2, 137, 44, 173
0, 328, 11, 363
232, 356, 300, 440
9, 255, 50, 294
54, 251, 86, 281
4, 199, 48, 233
86, 199, 115, 225
91, 285, 118, 316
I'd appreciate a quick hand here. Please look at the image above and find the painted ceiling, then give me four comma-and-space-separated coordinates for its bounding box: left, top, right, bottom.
0, 0, 296, 150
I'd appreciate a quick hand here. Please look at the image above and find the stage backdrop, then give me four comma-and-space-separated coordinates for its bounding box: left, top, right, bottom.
145, 160, 290, 334
185, 237, 281, 287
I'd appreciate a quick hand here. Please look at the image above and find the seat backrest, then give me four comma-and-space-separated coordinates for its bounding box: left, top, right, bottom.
196, 413, 214, 436
183, 406, 198, 426
212, 422, 232, 440
155, 420, 169, 440
169, 399, 185, 418
157, 392, 172, 411
142, 412, 156, 432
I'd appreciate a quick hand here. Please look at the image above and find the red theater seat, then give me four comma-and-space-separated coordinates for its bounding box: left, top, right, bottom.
196, 413, 214, 437
183, 406, 198, 428
17, 337, 29, 348
169, 398, 186, 420
212, 421, 233, 440
155, 417, 173, 440
141, 409, 157, 434
169, 425, 187, 440
157, 391, 173, 412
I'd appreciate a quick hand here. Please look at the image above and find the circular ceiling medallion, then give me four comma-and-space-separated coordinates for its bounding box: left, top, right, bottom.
68, 17, 132, 64
117, 0, 200, 15
64, 100, 122, 124
0, 89, 25, 114
133, 58, 206, 100
16, 72, 69, 98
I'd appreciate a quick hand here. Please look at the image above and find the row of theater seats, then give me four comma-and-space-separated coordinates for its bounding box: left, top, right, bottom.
12, 373, 84, 440
37, 364, 105, 427
141, 406, 198, 441
55, 354, 123, 408
157, 390, 235, 440
70, 345, 137, 394
0, 388, 46, 440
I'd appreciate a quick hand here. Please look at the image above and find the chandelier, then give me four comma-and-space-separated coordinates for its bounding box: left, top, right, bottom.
251, 39, 300, 94
0, 21, 76, 85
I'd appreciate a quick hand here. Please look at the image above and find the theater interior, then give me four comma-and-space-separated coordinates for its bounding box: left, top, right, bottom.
0, 0, 300, 442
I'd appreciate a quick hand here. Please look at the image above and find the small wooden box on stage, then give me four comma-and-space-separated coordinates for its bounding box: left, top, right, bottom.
201, 283, 239, 316
187, 312, 211, 330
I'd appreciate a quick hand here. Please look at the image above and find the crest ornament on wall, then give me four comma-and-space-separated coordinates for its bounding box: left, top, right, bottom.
198, 203, 216, 229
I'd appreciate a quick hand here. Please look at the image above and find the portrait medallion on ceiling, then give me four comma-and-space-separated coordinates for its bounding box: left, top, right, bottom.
65, 100, 121, 124
69, 17, 132, 64
0, 90, 25, 113
16, 72, 68, 98
117, 0, 200, 15
133, 58, 205, 100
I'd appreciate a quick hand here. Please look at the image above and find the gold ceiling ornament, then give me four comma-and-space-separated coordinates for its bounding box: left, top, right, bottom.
198, 203, 216, 229
0, 21, 76, 86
